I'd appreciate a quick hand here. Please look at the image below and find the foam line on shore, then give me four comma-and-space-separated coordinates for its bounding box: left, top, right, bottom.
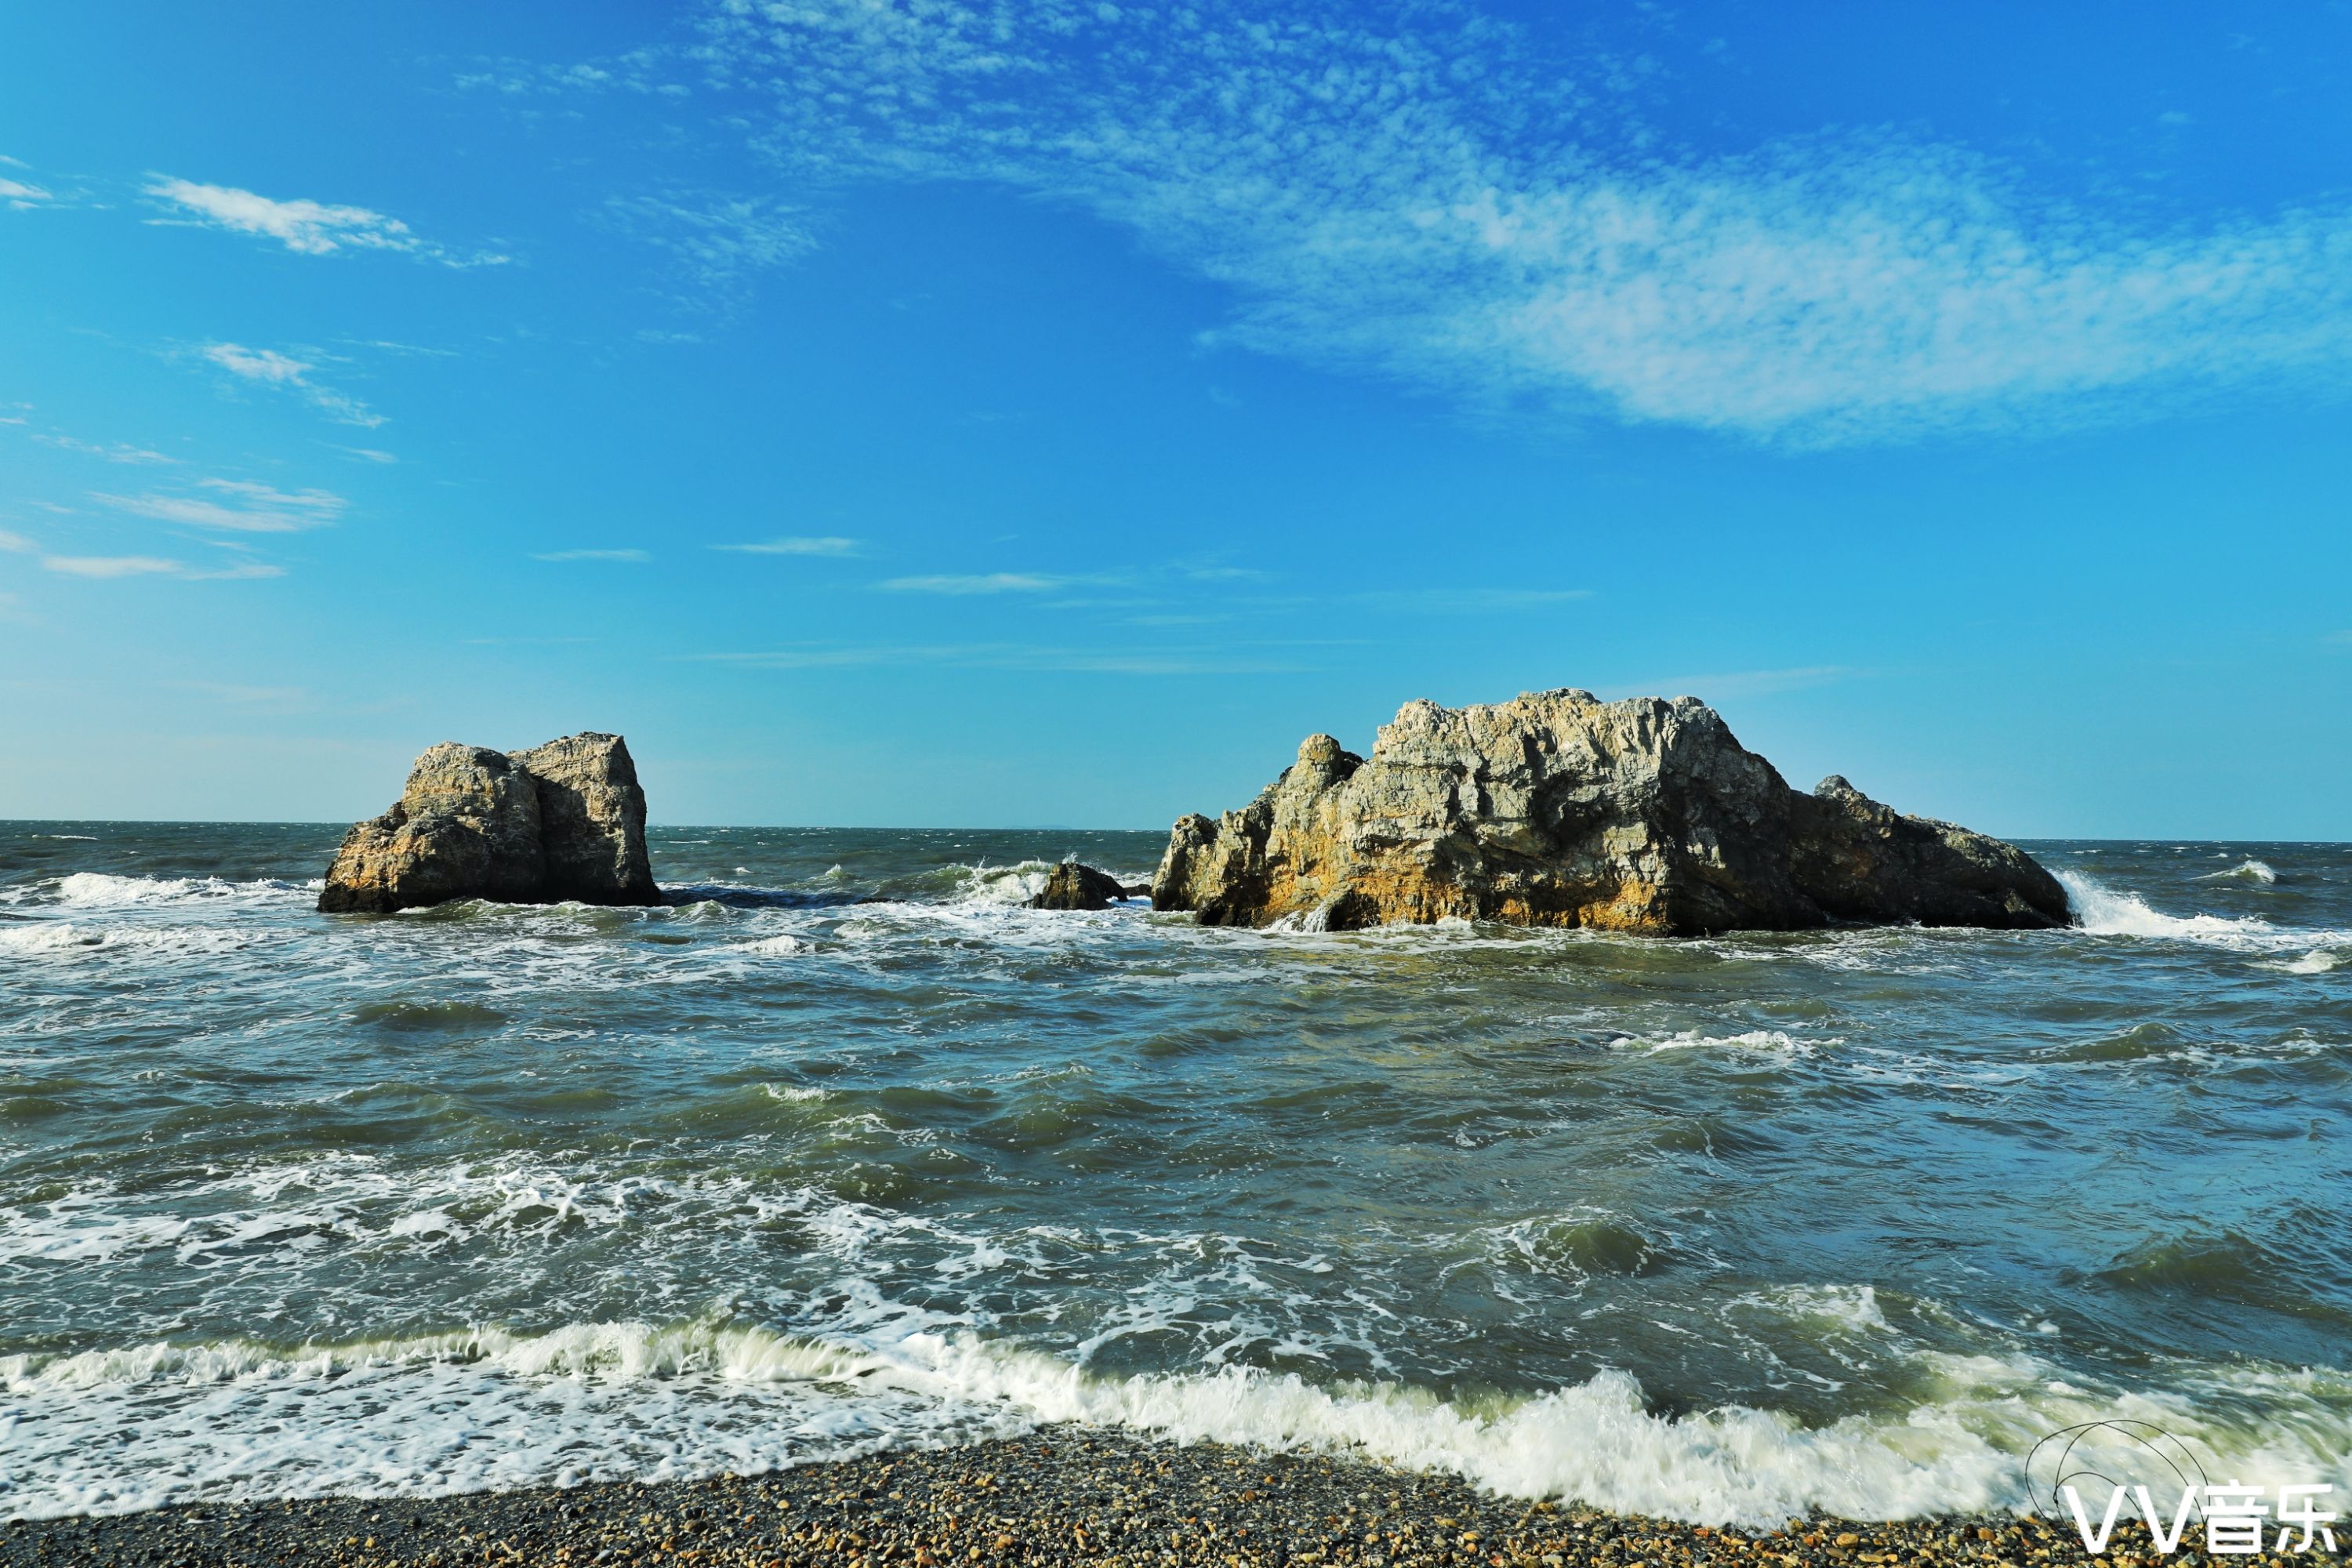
6, 1317, 2347, 1526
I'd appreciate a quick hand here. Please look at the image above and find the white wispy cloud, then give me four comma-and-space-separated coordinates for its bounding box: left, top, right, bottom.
877, 572, 1073, 595
685, 1, 2352, 445
170, 680, 310, 706
339, 339, 459, 358
532, 548, 652, 562
31, 433, 176, 464
691, 642, 1304, 675
1603, 665, 1858, 701
604, 191, 815, 308
712, 535, 860, 557
196, 341, 384, 427
0, 529, 34, 553
92, 478, 346, 533
456, 53, 686, 100
202, 343, 308, 383
0, 176, 53, 208
1357, 587, 1592, 613
42, 554, 284, 581
144, 176, 506, 266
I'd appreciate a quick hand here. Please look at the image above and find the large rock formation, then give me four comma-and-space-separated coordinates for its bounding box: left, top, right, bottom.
318, 733, 659, 913
1151, 691, 2068, 936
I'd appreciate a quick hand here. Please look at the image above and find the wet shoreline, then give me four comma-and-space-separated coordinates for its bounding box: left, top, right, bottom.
1, 1428, 2138, 1567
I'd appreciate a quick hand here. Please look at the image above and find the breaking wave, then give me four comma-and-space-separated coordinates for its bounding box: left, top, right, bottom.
0, 920, 273, 960
1611, 1029, 1831, 1058
13, 872, 318, 909
2056, 871, 2307, 948
5, 1315, 2348, 1526
2199, 858, 2280, 884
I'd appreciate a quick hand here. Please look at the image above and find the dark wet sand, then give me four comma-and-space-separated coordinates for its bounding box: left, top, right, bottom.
2, 1428, 2180, 1566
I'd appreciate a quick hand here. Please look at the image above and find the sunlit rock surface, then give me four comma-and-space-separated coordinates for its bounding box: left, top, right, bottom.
1151, 690, 2068, 935
319, 732, 657, 913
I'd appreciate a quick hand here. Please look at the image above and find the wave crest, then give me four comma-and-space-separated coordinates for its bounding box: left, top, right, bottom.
2057, 872, 2305, 949
5, 1315, 2349, 1527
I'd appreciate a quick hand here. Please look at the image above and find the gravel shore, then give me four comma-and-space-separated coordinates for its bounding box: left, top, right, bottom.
2, 1428, 2166, 1567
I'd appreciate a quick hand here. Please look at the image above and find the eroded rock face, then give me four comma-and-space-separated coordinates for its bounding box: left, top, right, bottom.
319, 733, 658, 913
1027, 861, 1129, 911
511, 734, 659, 905
1150, 690, 2067, 936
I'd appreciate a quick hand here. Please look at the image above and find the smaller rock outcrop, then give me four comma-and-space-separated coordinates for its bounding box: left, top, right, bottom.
1789, 775, 2062, 930
319, 733, 659, 913
1027, 861, 1131, 911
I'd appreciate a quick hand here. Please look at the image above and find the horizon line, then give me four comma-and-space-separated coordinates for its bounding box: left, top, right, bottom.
1, 817, 2344, 847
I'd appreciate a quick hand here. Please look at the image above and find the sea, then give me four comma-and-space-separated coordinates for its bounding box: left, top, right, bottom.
2, 823, 2347, 1526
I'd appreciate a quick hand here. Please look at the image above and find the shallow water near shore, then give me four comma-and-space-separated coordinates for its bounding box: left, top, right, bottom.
2, 824, 2347, 1525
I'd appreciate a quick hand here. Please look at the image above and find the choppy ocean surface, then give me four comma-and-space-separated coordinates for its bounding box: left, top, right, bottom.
2, 823, 2347, 1526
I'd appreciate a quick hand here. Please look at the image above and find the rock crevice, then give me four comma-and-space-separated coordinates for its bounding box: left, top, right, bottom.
319, 733, 658, 913
1150, 690, 2067, 935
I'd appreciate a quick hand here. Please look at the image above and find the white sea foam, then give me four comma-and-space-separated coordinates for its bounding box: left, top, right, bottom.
955, 859, 1056, 906
729, 934, 807, 956
2060, 873, 2352, 971
2057, 871, 2293, 947
1, 865, 313, 912
0, 1156, 714, 1270
56, 872, 220, 906
0, 920, 267, 960
0, 922, 106, 955
3, 1313, 2348, 1526
1613, 1029, 1830, 1058
8, 1156, 2351, 1528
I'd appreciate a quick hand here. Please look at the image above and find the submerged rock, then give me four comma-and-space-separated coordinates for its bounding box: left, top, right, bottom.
319, 732, 659, 913
1027, 861, 1130, 911
1150, 690, 2067, 936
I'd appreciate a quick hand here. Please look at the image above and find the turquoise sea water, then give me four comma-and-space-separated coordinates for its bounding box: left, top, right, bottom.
2, 824, 2347, 1523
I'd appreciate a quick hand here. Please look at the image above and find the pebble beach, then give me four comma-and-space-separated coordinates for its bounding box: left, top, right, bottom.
2, 1429, 2169, 1568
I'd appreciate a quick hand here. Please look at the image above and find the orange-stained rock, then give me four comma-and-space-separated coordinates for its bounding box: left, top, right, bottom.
1151, 690, 2068, 935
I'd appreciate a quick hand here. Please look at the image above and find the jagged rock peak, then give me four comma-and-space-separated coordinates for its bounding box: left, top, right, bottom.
318, 732, 658, 914
1149, 689, 2068, 937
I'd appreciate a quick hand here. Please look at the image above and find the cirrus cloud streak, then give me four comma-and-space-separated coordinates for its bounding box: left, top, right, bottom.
695, 0, 2352, 445
144, 176, 507, 267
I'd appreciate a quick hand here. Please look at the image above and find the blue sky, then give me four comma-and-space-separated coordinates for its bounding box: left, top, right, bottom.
2, 1, 2347, 836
